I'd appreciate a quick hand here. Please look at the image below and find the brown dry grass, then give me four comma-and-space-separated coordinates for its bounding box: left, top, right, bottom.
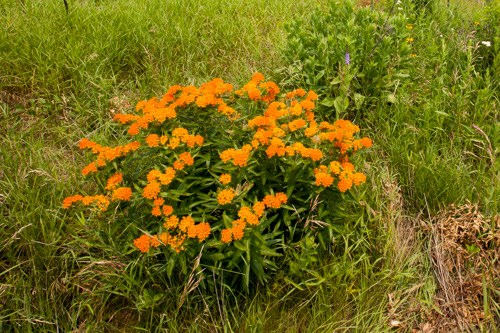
421, 203, 499, 332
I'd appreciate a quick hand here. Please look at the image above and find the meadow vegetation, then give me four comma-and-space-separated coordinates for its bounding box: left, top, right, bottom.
0, 0, 498, 331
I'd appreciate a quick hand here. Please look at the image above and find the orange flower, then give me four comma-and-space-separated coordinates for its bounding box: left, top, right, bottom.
82, 162, 98, 176
306, 90, 318, 101
263, 193, 287, 209
147, 169, 162, 182
127, 123, 140, 136
112, 187, 132, 201
158, 167, 176, 185
79, 195, 110, 211
145, 134, 160, 147
221, 229, 233, 243
194, 135, 204, 146
62, 195, 83, 209
220, 145, 252, 167
315, 173, 334, 187
133, 234, 151, 253
300, 100, 315, 111
159, 135, 169, 145
172, 127, 189, 139
238, 206, 259, 225
275, 192, 288, 205
151, 206, 162, 216
164, 215, 179, 229
143, 181, 160, 199
352, 173, 366, 186
173, 160, 185, 170
337, 177, 353, 193
162, 205, 174, 216
252, 201, 265, 217
360, 137, 372, 148
219, 173, 232, 185
150, 235, 161, 248
105, 172, 123, 190
179, 152, 194, 166
113, 114, 138, 125
329, 161, 341, 175
179, 216, 195, 233
231, 219, 245, 240
187, 222, 211, 241
153, 197, 165, 206
217, 188, 235, 205
168, 137, 180, 149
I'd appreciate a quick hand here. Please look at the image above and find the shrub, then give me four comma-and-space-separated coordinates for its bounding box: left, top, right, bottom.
63, 74, 372, 290
281, 0, 413, 118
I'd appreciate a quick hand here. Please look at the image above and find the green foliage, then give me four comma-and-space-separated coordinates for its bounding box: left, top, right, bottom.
281, 0, 413, 118
474, 1, 500, 81
1, 0, 498, 331
64, 75, 372, 292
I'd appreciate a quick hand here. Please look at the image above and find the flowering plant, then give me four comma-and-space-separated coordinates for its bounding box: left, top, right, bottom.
63, 73, 372, 289
282, 0, 413, 117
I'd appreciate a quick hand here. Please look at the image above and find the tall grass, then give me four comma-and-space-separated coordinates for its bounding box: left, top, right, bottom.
367, 0, 498, 214
1, 0, 323, 109
0, 0, 498, 331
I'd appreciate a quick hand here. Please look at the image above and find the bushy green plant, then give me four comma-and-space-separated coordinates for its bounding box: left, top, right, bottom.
474, 1, 500, 81
281, 0, 413, 118
63, 74, 372, 291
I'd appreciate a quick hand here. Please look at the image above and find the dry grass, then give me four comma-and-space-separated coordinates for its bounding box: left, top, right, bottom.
421, 203, 499, 332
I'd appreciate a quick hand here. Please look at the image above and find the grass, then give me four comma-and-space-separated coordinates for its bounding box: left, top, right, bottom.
1, 0, 498, 331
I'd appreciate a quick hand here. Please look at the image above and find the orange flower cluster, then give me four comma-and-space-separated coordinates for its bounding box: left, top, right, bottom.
313, 160, 367, 192
105, 172, 123, 190
219, 144, 253, 167
66, 74, 372, 257
262, 192, 288, 209
219, 173, 231, 185
232, 75, 372, 193
79, 139, 140, 175
217, 188, 236, 205
64, 171, 132, 211
133, 233, 186, 253
220, 192, 287, 243
235, 72, 280, 103
243, 89, 322, 164
143, 167, 176, 201
114, 78, 238, 137
134, 211, 212, 253
173, 151, 195, 171
317, 120, 372, 154
145, 128, 203, 150
62, 194, 110, 211
111, 187, 132, 201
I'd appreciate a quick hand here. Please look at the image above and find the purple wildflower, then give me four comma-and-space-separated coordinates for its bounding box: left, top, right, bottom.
345, 52, 350, 65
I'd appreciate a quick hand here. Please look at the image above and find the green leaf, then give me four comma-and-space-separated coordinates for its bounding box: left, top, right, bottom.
320, 97, 335, 107
387, 94, 397, 104
334, 96, 348, 114
354, 93, 365, 109
260, 246, 282, 257
166, 256, 176, 278
284, 277, 304, 290
207, 253, 225, 261
330, 77, 342, 85
394, 73, 410, 78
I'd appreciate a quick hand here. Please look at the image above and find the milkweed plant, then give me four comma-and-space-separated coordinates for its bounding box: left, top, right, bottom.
63, 73, 372, 289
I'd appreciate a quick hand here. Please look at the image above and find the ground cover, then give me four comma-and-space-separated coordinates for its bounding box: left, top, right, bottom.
0, 0, 498, 331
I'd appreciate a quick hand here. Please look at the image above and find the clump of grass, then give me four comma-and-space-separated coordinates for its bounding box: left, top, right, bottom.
1, 0, 322, 103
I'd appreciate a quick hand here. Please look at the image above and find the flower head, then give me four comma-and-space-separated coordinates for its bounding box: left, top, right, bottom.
217, 188, 235, 205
